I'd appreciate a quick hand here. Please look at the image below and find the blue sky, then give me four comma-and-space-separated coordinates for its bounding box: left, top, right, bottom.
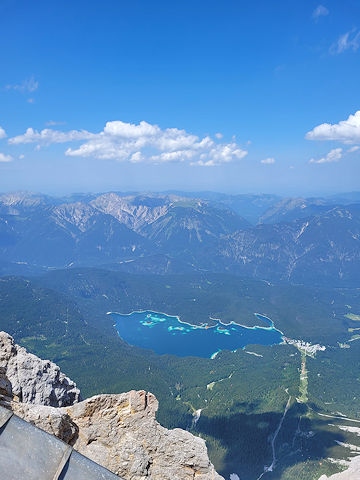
1, 0, 360, 196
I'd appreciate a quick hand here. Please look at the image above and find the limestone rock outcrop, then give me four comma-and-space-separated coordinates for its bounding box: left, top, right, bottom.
0, 331, 81, 406
12, 390, 223, 480
0, 332, 223, 480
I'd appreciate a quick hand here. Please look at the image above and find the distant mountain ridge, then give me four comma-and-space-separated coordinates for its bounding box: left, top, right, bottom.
0, 190, 360, 286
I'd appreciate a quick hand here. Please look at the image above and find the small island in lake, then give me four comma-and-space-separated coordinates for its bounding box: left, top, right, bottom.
110, 310, 284, 358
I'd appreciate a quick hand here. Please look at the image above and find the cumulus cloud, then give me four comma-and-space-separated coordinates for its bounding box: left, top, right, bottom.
261, 157, 275, 164
330, 29, 360, 54
7, 120, 247, 166
347, 145, 359, 153
306, 111, 360, 144
0, 127, 6, 139
103, 120, 160, 138
190, 141, 247, 166
0, 153, 13, 162
312, 5, 329, 20
5, 76, 39, 93
8, 127, 94, 145
309, 147, 343, 164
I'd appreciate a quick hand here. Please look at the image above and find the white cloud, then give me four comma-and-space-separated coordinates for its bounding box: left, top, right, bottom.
347, 145, 359, 153
5, 76, 39, 93
191, 142, 247, 166
8, 127, 94, 145
151, 149, 197, 163
0, 127, 6, 139
62, 120, 247, 166
312, 5, 329, 20
261, 157, 275, 164
103, 120, 160, 138
306, 111, 360, 144
0, 152, 13, 162
8, 120, 248, 166
309, 147, 343, 164
330, 30, 360, 54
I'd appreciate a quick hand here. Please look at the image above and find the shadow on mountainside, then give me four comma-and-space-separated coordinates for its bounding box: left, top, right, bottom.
194, 402, 346, 480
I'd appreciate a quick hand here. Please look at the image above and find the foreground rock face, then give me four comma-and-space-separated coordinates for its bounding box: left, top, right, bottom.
0, 331, 81, 406
0, 332, 223, 480
12, 391, 223, 480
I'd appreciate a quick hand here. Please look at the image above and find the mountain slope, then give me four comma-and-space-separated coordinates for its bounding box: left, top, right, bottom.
0, 191, 360, 286
221, 204, 360, 285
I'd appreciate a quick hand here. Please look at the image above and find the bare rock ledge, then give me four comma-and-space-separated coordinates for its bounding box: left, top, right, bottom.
0, 331, 223, 480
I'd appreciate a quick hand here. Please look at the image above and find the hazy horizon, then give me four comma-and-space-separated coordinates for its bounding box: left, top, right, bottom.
1, 186, 359, 201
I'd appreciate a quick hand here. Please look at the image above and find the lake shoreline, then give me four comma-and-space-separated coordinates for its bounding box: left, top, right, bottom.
109, 309, 285, 358
108, 309, 284, 334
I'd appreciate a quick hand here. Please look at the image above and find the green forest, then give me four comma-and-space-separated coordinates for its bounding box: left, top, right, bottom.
0, 270, 359, 479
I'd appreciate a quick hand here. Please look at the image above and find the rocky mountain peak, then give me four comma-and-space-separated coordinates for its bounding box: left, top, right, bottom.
91, 193, 169, 231
0, 331, 81, 406
0, 191, 47, 207
52, 202, 99, 232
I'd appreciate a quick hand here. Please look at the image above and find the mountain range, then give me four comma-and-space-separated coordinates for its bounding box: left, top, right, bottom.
1, 190, 359, 287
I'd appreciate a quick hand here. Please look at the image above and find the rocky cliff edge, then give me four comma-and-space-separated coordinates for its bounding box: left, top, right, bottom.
0, 331, 223, 480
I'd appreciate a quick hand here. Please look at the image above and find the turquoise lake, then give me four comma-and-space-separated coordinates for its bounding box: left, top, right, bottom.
111, 311, 284, 358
